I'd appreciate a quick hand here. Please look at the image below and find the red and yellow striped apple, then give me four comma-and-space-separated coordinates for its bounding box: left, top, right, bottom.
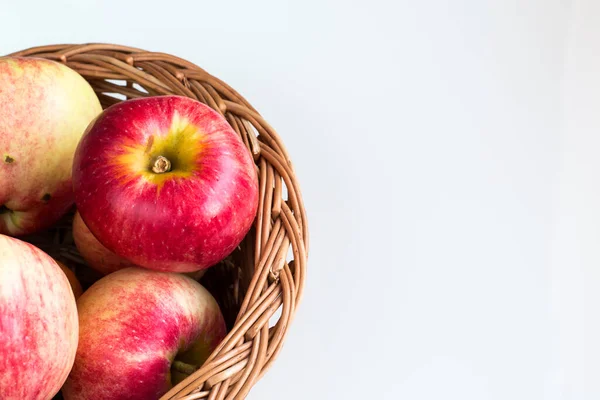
73, 95, 258, 273
0, 57, 102, 236
62, 267, 226, 400
0, 234, 78, 399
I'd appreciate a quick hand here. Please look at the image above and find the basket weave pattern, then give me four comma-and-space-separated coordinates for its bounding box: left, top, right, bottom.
9, 44, 308, 400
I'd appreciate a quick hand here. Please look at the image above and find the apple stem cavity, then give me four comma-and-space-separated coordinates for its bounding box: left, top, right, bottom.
152, 155, 172, 174
171, 360, 198, 376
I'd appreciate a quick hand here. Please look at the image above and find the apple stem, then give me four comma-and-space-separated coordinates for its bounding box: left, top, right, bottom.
152, 156, 172, 174
172, 360, 198, 376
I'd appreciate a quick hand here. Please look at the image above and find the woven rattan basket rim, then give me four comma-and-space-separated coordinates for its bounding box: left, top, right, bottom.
8, 43, 308, 400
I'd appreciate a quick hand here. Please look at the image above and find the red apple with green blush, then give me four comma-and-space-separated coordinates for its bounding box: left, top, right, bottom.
0, 57, 101, 236
61, 267, 226, 400
72, 95, 259, 273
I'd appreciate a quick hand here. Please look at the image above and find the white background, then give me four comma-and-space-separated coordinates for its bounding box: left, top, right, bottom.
2, 0, 598, 399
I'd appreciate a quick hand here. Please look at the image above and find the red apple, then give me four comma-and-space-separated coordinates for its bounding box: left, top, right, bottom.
0, 57, 102, 236
72, 210, 135, 275
0, 234, 78, 399
73, 95, 258, 273
62, 267, 226, 400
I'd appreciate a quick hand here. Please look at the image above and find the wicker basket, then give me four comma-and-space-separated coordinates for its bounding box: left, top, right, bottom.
8, 43, 308, 400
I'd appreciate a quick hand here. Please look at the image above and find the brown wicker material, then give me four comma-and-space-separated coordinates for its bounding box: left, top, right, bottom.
8, 43, 308, 400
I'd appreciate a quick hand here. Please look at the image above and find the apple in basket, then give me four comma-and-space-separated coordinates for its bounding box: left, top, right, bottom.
0, 57, 102, 236
72, 210, 136, 275
61, 267, 226, 400
55, 259, 84, 299
0, 234, 78, 400
72, 95, 259, 273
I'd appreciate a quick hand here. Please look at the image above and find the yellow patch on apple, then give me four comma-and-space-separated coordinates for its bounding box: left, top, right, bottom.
111, 113, 205, 190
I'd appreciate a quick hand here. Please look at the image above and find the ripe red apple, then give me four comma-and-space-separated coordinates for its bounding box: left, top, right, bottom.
73, 95, 258, 273
62, 267, 226, 400
72, 210, 135, 275
55, 259, 84, 299
0, 57, 102, 236
0, 234, 78, 399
